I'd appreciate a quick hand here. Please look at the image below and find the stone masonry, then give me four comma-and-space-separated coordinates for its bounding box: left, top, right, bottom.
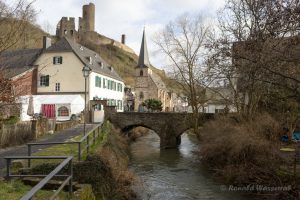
107, 111, 214, 148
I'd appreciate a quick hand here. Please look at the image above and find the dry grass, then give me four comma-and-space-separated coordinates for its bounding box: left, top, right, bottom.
200, 113, 299, 198
95, 123, 137, 200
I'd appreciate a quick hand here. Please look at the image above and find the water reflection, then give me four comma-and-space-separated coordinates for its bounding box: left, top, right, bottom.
129, 131, 249, 200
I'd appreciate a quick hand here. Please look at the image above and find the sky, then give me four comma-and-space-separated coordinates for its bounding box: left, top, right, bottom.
32, 0, 225, 69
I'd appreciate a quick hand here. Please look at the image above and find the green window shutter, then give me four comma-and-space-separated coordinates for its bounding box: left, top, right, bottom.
45, 75, 49, 86
99, 77, 101, 88
60, 57, 63, 64
53, 57, 56, 64
95, 77, 97, 87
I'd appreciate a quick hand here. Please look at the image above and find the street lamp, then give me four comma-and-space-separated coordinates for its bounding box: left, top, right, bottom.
82, 65, 91, 135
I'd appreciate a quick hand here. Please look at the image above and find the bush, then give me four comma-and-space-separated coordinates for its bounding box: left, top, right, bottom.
200, 113, 283, 185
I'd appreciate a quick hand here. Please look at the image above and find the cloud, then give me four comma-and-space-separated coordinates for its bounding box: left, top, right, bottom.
33, 0, 225, 68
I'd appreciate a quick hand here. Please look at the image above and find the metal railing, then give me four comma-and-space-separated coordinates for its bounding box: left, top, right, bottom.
5, 156, 73, 200
27, 124, 102, 167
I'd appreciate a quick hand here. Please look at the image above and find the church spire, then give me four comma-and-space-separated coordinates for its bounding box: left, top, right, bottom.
137, 28, 151, 68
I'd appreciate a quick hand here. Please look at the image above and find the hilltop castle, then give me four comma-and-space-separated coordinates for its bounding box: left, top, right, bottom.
55, 3, 134, 54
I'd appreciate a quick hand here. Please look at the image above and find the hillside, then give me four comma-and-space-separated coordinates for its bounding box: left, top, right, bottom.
0, 18, 49, 51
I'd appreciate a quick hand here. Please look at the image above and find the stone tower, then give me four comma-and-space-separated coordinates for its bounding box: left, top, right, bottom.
79, 3, 95, 32
134, 29, 153, 111
56, 17, 77, 38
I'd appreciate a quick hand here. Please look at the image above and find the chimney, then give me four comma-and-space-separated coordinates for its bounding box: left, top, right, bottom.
43, 36, 51, 49
121, 34, 126, 44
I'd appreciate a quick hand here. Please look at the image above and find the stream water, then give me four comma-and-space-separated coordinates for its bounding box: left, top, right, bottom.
129, 131, 250, 200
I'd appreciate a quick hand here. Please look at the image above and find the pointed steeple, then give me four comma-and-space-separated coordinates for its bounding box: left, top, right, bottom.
137, 28, 151, 68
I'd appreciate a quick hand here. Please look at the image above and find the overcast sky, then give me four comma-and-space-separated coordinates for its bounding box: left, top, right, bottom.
33, 0, 225, 68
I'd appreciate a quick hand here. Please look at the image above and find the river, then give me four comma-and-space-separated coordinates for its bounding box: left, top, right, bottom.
129, 131, 250, 200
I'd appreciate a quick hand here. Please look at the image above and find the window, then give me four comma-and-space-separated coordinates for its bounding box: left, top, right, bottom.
117, 83, 123, 92
113, 81, 116, 91
55, 83, 60, 91
58, 106, 69, 116
139, 92, 144, 100
53, 56, 63, 65
40, 75, 49, 87
103, 78, 106, 88
70, 30, 74, 36
140, 70, 143, 76
95, 76, 101, 88
107, 80, 111, 90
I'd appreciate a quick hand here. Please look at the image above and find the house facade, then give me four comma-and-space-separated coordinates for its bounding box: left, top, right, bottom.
35, 37, 125, 116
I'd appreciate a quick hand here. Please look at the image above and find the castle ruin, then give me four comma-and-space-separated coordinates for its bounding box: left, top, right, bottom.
56, 3, 95, 38
55, 3, 134, 54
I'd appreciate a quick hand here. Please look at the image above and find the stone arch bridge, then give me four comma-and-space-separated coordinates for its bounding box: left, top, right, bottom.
106, 111, 214, 148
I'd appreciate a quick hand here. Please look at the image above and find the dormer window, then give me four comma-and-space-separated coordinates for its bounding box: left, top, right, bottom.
99, 62, 103, 68
140, 70, 143, 76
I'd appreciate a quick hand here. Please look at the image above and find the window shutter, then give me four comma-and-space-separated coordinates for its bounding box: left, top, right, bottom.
59, 57, 63, 64
53, 57, 56, 64
45, 75, 49, 86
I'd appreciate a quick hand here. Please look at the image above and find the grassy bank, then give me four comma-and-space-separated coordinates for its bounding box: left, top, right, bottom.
199, 113, 299, 199
0, 179, 67, 200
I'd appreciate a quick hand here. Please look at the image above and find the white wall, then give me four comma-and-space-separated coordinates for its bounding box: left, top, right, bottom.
89, 72, 124, 112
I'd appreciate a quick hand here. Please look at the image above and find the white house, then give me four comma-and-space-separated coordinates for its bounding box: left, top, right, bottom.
33, 37, 124, 122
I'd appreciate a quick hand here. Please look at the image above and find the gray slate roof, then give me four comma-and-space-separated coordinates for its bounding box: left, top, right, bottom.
149, 73, 166, 89
137, 29, 151, 68
0, 48, 43, 79
46, 37, 123, 81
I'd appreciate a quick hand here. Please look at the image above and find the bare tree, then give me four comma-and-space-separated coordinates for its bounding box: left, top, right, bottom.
208, 0, 300, 140
0, 0, 37, 54
154, 14, 211, 137
0, 0, 37, 112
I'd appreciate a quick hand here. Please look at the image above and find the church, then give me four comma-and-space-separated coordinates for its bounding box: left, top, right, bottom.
134, 29, 175, 112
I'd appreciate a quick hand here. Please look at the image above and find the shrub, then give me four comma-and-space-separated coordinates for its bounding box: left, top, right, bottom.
200, 113, 284, 185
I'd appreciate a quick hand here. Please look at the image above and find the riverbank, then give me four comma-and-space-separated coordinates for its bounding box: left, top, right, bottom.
198, 113, 300, 199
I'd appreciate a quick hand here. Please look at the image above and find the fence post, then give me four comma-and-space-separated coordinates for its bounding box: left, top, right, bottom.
93, 130, 96, 144
6, 158, 11, 180
87, 135, 90, 154
78, 143, 81, 161
28, 144, 31, 168
68, 158, 73, 198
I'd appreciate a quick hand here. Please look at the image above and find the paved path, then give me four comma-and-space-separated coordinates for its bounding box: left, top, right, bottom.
0, 123, 97, 176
